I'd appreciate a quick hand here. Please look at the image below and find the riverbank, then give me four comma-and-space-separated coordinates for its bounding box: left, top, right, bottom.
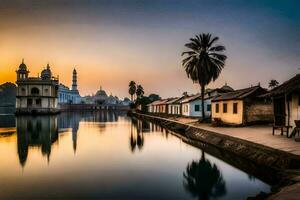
130, 112, 300, 200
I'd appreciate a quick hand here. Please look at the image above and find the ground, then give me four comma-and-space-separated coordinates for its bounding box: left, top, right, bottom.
165, 116, 300, 156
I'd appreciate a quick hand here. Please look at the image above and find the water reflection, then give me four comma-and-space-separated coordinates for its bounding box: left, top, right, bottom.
15, 111, 123, 165
184, 151, 227, 200
16, 115, 58, 167
0, 112, 272, 199
130, 118, 145, 152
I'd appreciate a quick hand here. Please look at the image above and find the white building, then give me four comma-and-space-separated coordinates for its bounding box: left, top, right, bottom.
58, 69, 82, 104
15, 60, 59, 114
181, 94, 212, 117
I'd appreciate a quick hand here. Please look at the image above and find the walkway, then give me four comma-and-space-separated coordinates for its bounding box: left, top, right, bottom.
157, 115, 300, 156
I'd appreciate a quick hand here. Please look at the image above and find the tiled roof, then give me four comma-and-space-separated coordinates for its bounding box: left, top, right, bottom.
212, 86, 267, 101
271, 74, 300, 95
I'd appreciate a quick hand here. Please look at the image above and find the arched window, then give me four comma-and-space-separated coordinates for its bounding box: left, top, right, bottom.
31, 87, 40, 95
21, 88, 26, 95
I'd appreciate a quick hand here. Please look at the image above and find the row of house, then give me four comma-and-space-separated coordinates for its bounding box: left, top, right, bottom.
147, 83, 275, 126
148, 83, 234, 118
147, 74, 300, 129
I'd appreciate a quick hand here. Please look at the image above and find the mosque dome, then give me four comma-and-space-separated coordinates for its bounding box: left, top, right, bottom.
41, 64, 52, 80
221, 83, 234, 92
18, 59, 27, 72
95, 86, 107, 97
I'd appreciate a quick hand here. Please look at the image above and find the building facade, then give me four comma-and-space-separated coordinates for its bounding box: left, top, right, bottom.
181, 94, 212, 118
212, 86, 273, 126
15, 61, 59, 114
271, 74, 300, 129
58, 69, 82, 104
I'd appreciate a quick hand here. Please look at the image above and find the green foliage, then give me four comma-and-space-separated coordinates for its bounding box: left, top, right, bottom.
182, 33, 226, 119
269, 79, 279, 89
148, 93, 161, 102
128, 81, 136, 101
136, 85, 144, 98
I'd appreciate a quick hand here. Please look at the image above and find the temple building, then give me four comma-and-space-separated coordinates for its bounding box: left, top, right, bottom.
15, 60, 59, 114
58, 68, 82, 104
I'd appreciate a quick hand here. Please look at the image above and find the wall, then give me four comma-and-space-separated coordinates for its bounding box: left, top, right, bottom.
168, 104, 181, 115
287, 93, 300, 128
182, 99, 211, 117
212, 100, 244, 125
246, 103, 273, 124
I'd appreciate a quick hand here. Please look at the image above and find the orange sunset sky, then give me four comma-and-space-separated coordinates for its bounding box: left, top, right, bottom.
0, 0, 299, 98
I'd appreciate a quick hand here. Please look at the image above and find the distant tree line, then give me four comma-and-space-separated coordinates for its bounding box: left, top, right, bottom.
128, 81, 161, 113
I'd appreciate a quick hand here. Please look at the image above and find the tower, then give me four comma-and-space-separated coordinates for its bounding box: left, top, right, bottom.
16, 59, 29, 81
72, 68, 77, 91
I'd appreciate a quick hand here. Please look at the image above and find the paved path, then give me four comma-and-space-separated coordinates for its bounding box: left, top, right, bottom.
180, 119, 300, 156
154, 115, 300, 156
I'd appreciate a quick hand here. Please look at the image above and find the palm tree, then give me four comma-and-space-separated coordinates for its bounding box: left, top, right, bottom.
136, 84, 144, 98
128, 81, 136, 101
182, 33, 227, 120
269, 79, 279, 89
183, 151, 227, 200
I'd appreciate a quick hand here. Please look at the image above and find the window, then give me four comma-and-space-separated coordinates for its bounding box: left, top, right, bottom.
207, 104, 211, 112
298, 94, 300, 106
216, 104, 219, 113
36, 99, 41, 107
21, 88, 26, 95
223, 103, 228, 113
233, 103, 238, 114
31, 87, 39, 95
27, 99, 33, 107
195, 104, 200, 112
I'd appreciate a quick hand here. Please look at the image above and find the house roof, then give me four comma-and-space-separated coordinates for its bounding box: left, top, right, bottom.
166, 95, 190, 104
270, 74, 300, 96
212, 86, 267, 101
181, 93, 212, 103
148, 98, 171, 106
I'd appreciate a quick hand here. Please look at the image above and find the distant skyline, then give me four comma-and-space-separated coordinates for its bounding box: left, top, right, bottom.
0, 0, 299, 98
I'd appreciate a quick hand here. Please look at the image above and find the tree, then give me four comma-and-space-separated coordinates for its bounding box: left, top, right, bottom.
269, 79, 279, 89
182, 33, 227, 120
136, 84, 144, 98
148, 93, 161, 102
128, 81, 136, 101
183, 152, 227, 200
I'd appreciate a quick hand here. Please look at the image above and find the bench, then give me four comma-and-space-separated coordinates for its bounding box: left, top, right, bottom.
272, 125, 293, 137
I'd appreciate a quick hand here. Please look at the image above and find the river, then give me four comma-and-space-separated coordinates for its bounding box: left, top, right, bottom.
0, 111, 271, 199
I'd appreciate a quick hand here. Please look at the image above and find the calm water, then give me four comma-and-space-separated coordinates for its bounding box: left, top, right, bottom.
0, 111, 271, 200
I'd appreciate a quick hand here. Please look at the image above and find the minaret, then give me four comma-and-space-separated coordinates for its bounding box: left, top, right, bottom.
16, 59, 29, 81
72, 68, 77, 91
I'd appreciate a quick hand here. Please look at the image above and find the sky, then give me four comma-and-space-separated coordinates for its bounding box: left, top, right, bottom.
0, 0, 299, 98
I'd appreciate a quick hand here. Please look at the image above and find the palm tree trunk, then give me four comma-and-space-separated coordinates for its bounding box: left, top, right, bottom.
201, 84, 205, 121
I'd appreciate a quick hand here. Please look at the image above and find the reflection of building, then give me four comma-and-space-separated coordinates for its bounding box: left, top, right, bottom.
58, 69, 82, 104
58, 112, 81, 153
16, 115, 58, 167
15, 60, 59, 114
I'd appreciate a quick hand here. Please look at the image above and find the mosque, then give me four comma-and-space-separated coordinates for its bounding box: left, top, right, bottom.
15, 60, 60, 114
58, 68, 82, 104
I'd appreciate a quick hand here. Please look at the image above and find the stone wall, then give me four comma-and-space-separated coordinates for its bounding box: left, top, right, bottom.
246, 103, 274, 124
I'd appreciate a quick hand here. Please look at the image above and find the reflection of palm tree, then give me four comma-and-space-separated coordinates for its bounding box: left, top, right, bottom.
137, 133, 144, 150
129, 118, 145, 152
130, 121, 137, 152
183, 151, 226, 200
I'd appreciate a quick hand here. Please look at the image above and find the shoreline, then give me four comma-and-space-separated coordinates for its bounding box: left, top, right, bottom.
130, 112, 300, 200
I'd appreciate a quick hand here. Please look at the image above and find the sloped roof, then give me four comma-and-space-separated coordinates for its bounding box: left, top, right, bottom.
181, 93, 211, 103
148, 99, 170, 106
271, 74, 300, 96
212, 86, 267, 101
